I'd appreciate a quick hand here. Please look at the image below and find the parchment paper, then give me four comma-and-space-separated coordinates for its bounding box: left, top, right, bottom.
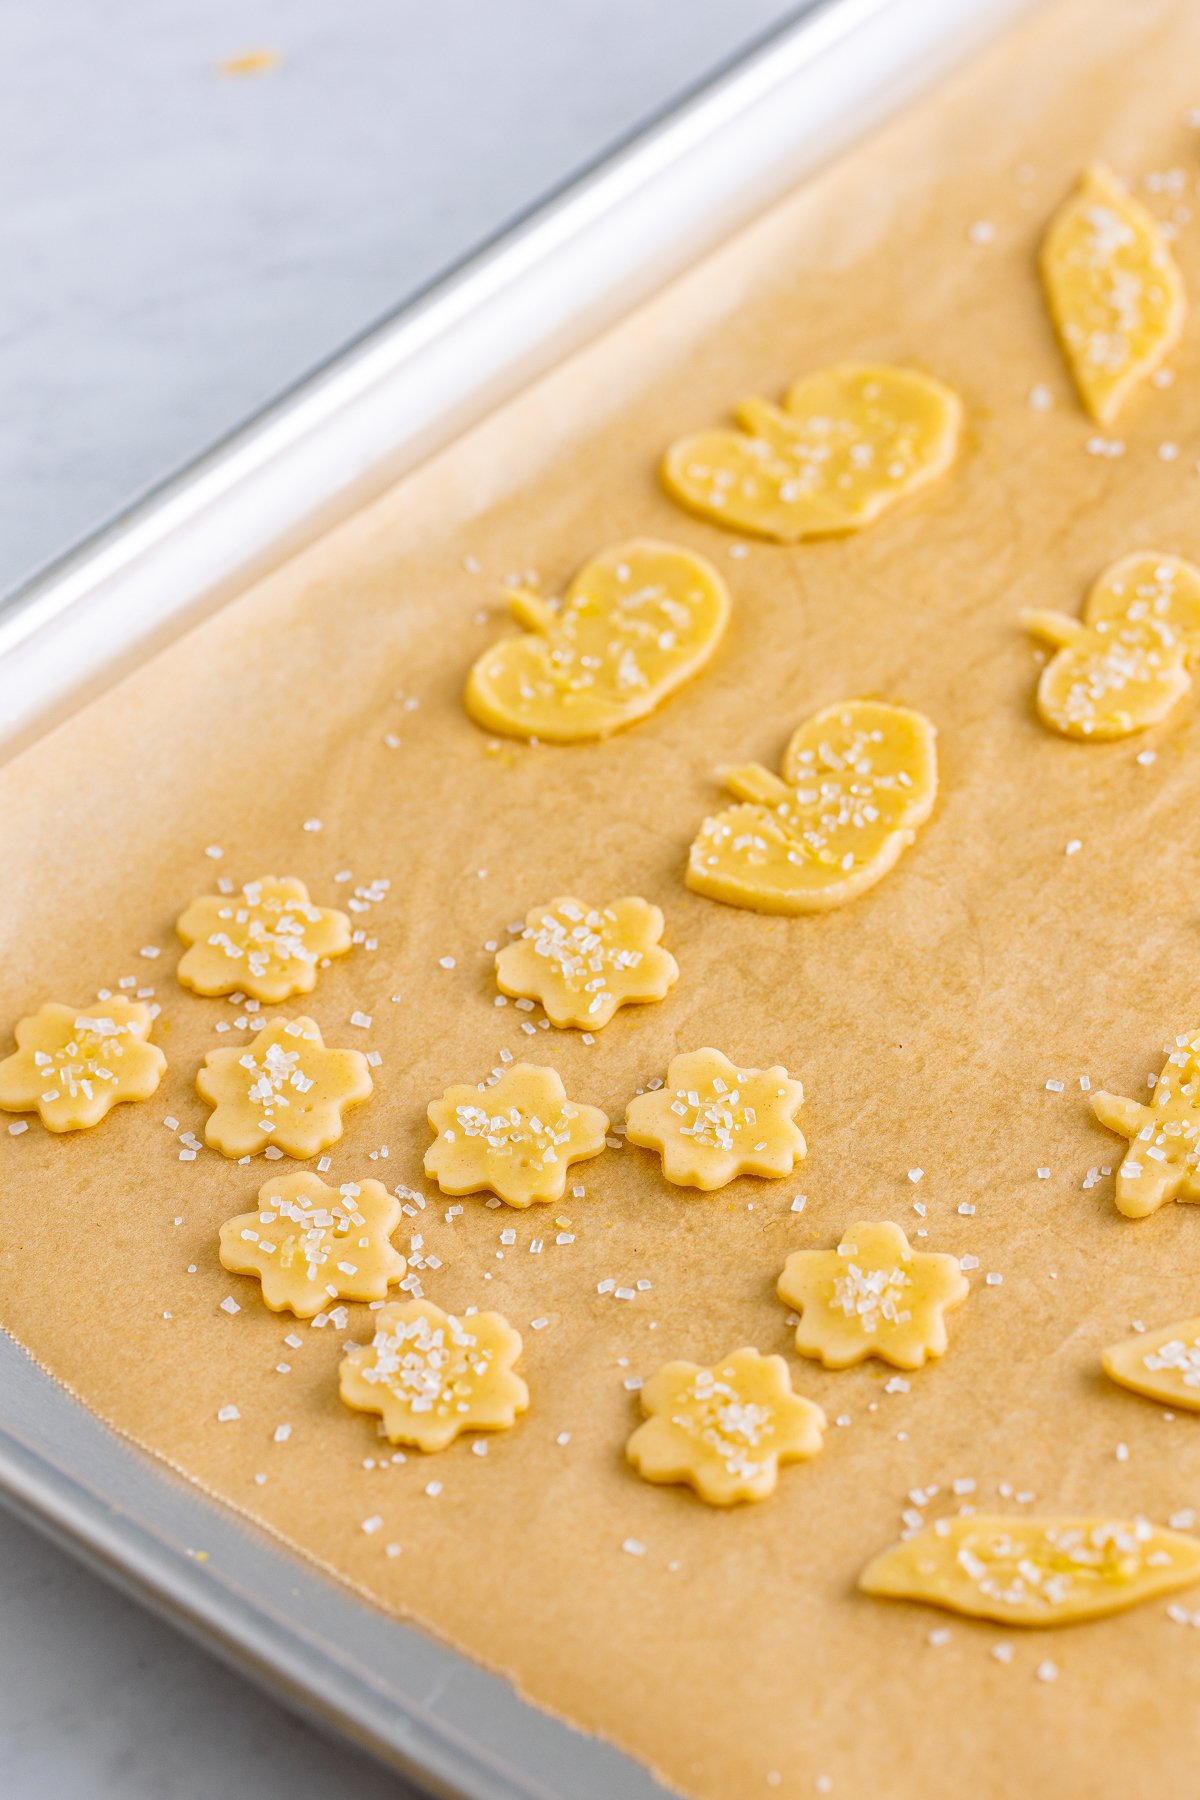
4, 1, 1200, 1792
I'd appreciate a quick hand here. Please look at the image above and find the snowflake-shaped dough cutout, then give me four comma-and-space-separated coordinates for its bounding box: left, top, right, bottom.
624, 1047, 804, 1190
218, 1172, 405, 1316
1040, 164, 1185, 426
1091, 1028, 1200, 1218
494, 895, 679, 1029
626, 1347, 826, 1506
339, 1299, 529, 1451
197, 1016, 373, 1159
424, 1062, 608, 1208
0, 999, 166, 1132
777, 1219, 969, 1371
177, 874, 352, 1004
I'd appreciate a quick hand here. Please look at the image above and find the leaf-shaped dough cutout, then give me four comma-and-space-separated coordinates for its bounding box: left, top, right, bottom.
1040, 164, 1185, 425
687, 700, 937, 914
1103, 1316, 1200, 1412
662, 364, 962, 542
1023, 552, 1200, 739
464, 539, 729, 742
861, 1514, 1200, 1625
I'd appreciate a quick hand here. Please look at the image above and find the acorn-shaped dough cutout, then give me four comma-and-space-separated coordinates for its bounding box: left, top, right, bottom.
662, 363, 962, 542
687, 699, 937, 914
465, 539, 730, 742
1023, 552, 1200, 740
1040, 164, 1185, 425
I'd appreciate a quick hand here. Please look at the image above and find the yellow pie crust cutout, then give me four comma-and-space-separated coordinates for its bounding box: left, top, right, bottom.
777, 1220, 968, 1371
862, 1515, 1200, 1626
339, 1299, 529, 1451
494, 895, 678, 1029
687, 699, 937, 915
626, 1347, 825, 1506
218, 1172, 405, 1316
1091, 1030, 1200, 1218
464, 538, 730, 742
625, 1047, 804, 1191
197, 1016, 373, 1160
662, 363, 962, 542
424, 1061, 608, 1208
1103, 1316, 1200, 1413
176, 874, 352, 1003
1040, 163, 1185, 426
1023, 552, 1200, 740
0, 998, 166, 1132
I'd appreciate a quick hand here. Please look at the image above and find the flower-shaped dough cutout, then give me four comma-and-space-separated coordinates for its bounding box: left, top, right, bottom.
339, 1299, 529, 1451
687, 700, 937, 915
1023, 552, 1200, 740
1040, 164, 1185, 425
197, 1016, 373, 1159
464, 539, 730, 742
625, 1047, 805, 1191
177, 875, 351, 1003
861, 1515, 1200, 1626
1091, 1029, 1200, 1218
662, 363, 962, 543
0, 999, 166, 1132
494, 895, 679, 1029
218, 1172, 405, 1316
626, 1347, 825, 1506
777, 1220, 968, 1371
1103, 1316, 1200, 1413
424, 1062, 608, 1208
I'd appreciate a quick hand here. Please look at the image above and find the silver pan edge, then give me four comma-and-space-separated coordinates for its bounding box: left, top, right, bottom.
0, 1, 1032, 1793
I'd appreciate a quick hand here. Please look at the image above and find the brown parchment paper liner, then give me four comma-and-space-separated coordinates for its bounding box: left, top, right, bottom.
4, 1, 1200, 1792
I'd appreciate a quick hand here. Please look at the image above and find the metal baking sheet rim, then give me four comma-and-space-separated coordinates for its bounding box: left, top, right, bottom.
0, 1, 1036, 1794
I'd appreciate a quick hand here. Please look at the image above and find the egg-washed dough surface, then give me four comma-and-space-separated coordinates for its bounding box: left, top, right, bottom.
3, 3, 1200, 1796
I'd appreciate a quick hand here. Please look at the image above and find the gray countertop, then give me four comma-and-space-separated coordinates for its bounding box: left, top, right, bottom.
2, 0, 801, 598
0, 2, 800, 1794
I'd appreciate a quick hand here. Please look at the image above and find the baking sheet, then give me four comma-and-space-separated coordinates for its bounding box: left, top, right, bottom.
0, 1342, 665, 1800
4, 0, 1200, 1793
